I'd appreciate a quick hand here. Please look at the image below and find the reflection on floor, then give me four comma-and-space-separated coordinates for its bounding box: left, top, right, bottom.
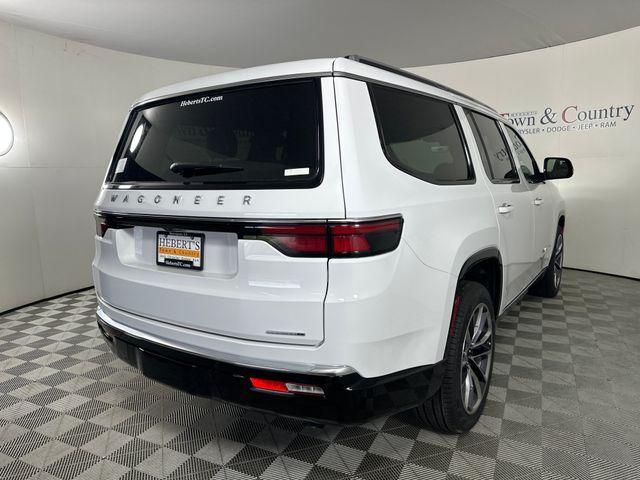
1, 269, 640, 479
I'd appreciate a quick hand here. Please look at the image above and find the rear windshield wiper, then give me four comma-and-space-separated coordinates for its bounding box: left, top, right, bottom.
169, 162, 244, 178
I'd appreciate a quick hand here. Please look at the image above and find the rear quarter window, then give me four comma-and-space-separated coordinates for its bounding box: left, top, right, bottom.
107, 79, 322, 189
368, 84, 473, 185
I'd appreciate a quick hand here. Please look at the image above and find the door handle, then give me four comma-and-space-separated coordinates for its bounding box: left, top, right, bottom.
533, 197, 544, 206
497, 203, 514, 214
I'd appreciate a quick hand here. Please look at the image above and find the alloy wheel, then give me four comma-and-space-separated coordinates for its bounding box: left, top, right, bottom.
460, 303, 493, 414
553, 233, 564, 290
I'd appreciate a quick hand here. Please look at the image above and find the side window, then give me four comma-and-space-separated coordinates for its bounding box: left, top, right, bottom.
465, 110, 519, 183
505, 127, 540, 183
369, 84, 473, 184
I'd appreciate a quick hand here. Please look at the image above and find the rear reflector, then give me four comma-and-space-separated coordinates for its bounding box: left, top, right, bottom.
249, 378, 289, 393
253, 216, 403, 258
249, 377, 324, 396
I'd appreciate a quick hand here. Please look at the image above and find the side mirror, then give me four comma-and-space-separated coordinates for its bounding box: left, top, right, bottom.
544, 157, 573, 180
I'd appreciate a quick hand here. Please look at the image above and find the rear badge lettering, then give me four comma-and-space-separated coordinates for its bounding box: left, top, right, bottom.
108, 193, 252, 207
265, 330, 306, 337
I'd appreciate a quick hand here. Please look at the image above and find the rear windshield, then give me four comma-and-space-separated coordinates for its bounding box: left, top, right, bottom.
107, 79, 322, 189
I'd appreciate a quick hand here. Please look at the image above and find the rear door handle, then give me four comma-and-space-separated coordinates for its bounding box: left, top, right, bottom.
533, 197, 544, 206
497, 203, 514, 214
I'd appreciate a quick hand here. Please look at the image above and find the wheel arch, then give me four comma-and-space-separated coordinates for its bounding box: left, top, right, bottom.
458, 248, 503, 315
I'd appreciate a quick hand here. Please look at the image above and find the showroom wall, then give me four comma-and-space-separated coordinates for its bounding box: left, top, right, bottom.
0, 20, 228, 312
409, 27, 640, 279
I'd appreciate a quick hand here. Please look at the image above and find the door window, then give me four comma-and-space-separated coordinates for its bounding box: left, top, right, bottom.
465, 111, 519, 183
505, 127, 541, 183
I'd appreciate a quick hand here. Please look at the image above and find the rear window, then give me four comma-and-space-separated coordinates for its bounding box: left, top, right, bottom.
107, 79, 322, 189
369, 84, 473, 184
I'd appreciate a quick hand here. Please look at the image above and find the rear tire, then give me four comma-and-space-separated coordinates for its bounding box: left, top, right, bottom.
529, 227, 563, 298
415, 281, 495, 433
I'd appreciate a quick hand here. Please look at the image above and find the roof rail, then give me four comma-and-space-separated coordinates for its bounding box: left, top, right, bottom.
344, 55, 497, 113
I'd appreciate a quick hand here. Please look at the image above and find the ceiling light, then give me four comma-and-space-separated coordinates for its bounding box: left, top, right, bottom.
0, 112, 14, 156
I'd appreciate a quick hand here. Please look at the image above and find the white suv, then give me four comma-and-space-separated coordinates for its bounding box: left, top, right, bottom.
93, 56, 573, 433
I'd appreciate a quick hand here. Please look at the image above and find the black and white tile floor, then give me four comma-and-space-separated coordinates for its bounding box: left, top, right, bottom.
1, 269, 640, 480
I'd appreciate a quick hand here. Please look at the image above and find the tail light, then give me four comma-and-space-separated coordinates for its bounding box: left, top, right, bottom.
250, 216, 403, 258
329, 217, 403, 257
94, 212, 403, 256
253, 224, 328, 256
249, 377, 324, 396
95, 214, 126, 237
95, 214, 110, 237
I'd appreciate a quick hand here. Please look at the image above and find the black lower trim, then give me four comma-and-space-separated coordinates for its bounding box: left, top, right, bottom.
97, 317, 444, 424
499, 266, 547, 318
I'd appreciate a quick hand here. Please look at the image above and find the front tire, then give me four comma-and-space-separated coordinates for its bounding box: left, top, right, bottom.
415, 281, 495, 433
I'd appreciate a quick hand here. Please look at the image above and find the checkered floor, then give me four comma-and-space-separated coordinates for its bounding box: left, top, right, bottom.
1, 269, 640, 480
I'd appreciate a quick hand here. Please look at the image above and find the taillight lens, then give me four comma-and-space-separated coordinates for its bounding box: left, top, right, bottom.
252, 216, 403, 258
330, 218, 403, 257
254, 224, 328, 256
94, 213, 403, 256
95, 214, 127, 237
95, 214, 110, 237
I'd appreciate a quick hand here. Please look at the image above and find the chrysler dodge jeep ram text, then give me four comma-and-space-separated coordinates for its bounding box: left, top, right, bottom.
93, 56, 573, 432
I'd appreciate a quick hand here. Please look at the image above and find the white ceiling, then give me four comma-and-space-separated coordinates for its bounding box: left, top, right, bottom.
1, 0, 640, 68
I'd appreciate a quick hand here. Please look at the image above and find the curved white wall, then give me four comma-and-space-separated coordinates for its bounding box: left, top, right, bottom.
410, 27, 640, 279
0, 20, 228, 312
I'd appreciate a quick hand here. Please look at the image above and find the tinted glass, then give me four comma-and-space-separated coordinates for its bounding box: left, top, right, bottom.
505, 127, 539, 182
370, 85, 472, 183
466, 111, 519, 183
108, 80, 321, 188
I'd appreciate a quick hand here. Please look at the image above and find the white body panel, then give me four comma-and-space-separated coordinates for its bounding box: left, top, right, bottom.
93, 57, 566, 379
94, 229, 328, 345
97, 241, 453, 378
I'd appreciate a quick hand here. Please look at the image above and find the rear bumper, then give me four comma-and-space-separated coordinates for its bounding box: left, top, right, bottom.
97, 315, 444, 424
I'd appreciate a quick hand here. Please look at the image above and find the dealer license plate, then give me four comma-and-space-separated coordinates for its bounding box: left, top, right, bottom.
156, 231, 204, 270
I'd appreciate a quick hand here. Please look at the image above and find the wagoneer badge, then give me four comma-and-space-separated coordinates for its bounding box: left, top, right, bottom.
108, 193, 252, 206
